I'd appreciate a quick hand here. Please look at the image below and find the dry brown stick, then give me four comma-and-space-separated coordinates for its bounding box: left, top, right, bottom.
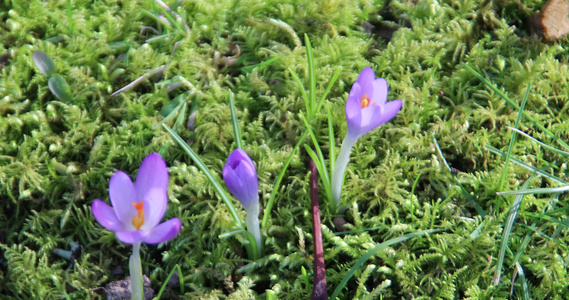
310, 156, 328, 300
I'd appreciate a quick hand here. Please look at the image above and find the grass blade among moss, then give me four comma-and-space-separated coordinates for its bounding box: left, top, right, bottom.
494, 178, 533, 285
162, 124, 244, 229
465, 65, 569, 150
228, 91, 243, 149
331, 229, 439, 299
261, 130, 308, 229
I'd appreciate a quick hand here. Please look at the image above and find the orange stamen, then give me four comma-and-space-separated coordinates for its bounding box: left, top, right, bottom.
360, 94, 370, 108
131, 201, 145, 230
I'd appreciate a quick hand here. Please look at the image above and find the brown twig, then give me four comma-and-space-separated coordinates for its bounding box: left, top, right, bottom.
310, 157, 328, 300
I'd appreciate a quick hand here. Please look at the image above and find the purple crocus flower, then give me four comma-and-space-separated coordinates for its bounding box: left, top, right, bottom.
331, 67, 403, 212
223, 148, 262, 257
91, 153, 181, 244
345, 66, 402, 141
222, 149, 259, 209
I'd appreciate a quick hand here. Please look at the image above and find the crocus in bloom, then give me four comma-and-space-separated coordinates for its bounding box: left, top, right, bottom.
91, 153, 181, 244
223, 149, 262, 257
331, 67, 403, 211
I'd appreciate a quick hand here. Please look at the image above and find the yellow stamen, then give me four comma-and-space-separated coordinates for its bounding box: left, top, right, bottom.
360, 94, 370, 108
132, 201, 144, 230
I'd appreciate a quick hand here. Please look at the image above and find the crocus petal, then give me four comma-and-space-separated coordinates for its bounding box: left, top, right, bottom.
359, 104, 381, 133
142, 218, 182, 244
223, 164, 249, 207
355, 67, 375, 87
223, 149, 259, 209
135, 153, 169, 225
346, 94, 363, 136
374, 99, 403, 125
227, 149, 257, 179
115, 230, 145, 244
371, 78, 388, 106
141, 187, 168, 229
235, 161, 258, 203
109, 170, 137, 228
92, 199, 127, 232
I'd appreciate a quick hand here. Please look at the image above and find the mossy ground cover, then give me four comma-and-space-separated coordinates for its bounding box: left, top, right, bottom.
1, 0, 569, 299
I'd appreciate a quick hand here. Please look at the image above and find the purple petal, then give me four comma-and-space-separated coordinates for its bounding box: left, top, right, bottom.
359, 104, 382, 133
109, 170, 137, 228
135, 153, 169, 226
141, 188, 168, 229
370, 78, 388, 106
91, 199, 127, 232
355, 67, 375, 87
375, 99, 403, 125
346, 92, 363, 136
142, 218, 182, 244
226, 149, 257, 178
223, 163, 249, 207
223, 149, 258, 209
115, 230, 145, 244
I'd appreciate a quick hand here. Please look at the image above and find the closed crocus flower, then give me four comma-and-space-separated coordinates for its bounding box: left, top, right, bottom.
222, 149, 259, 209
331, 67, 403, 212
91, 153, 181, 245
223, 149, 262, 256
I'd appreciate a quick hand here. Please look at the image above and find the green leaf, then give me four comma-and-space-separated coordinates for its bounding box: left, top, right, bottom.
48, 75, 73, 103
32, 51, 57, 77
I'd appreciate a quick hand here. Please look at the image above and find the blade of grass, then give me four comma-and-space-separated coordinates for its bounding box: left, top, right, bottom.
289, 68, 310, 116
497, 185, 569, 196
241, 56, 281, 74
517, 222, 569, 251
162, 124, 244, 229
155, 264, 184, 299
327, 103, 335, 178
330, 229, 439, 299
141, 9, 174, 31
67, 0, 74, 35
465, 65, 569, 150
316, 67, 342, 113
304, 34, 316, 117
506, 127, 569, 157
409, 172, 423, 220
485, 145, 568, 185
304, 144, 333, 209
300, 113, 329, 184
154, 93, 187, 129
513, 262, 530, 300
301, 113, 333, 207
499, 84, 530, 193
523, 211, 569, 229
172, 101, 187, 131
261, 130, 309, 228
228, 91, 243, 149
494, 178, 533, 285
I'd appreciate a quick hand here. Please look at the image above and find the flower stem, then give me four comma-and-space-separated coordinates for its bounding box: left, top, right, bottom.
245, 198, 262, 258
309, 155, 328, 300
331, 134, 357, 212
129, 242, 143, 300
